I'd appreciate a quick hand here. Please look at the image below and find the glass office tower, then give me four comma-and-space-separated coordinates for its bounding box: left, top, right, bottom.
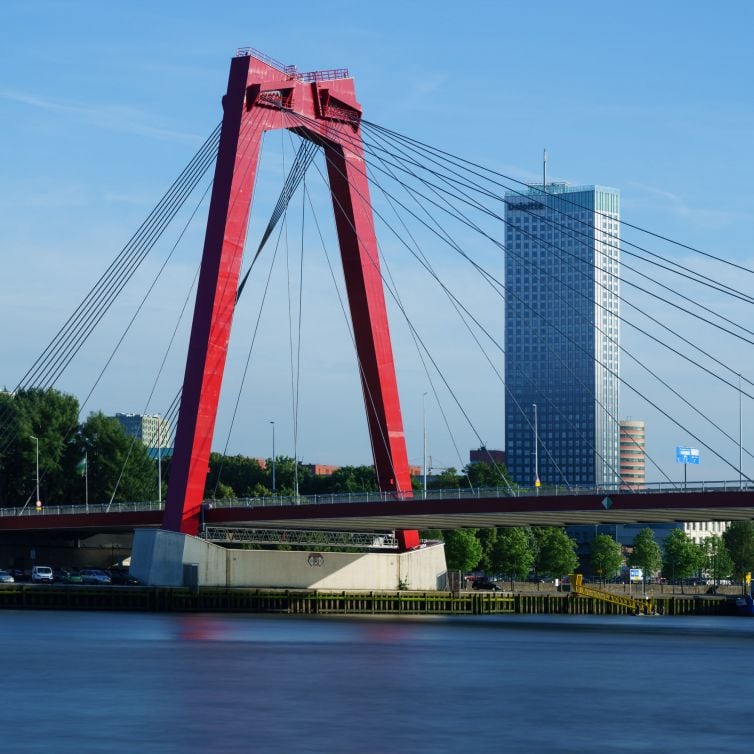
504, 184, 620, 488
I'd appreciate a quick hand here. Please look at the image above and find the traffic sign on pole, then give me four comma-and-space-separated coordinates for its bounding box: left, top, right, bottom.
676, 446, 700, 465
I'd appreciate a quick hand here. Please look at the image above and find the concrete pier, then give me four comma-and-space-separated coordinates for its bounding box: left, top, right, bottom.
130, 529, 448, 591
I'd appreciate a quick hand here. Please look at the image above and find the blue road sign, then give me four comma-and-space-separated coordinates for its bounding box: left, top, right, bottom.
676, 446, 701, 465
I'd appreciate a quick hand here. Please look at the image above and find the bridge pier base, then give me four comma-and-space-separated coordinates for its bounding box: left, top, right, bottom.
130, 530, 447, 591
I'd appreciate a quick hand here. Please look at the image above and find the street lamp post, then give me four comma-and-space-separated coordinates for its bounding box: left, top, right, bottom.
422, 392, 428, 499
30, 435, 40, 508
270, 421, 276, 493
532, 404, 540, 495
157, 415, 162, 505
739, 373, 743, 490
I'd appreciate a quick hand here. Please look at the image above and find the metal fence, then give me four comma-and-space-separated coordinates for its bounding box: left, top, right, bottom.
0, 480, 751, 519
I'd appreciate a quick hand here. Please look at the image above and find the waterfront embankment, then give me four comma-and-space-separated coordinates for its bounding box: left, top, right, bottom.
0, 585, 741, 616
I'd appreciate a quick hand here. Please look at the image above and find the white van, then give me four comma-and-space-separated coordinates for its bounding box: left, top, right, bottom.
31, 566, 53, 584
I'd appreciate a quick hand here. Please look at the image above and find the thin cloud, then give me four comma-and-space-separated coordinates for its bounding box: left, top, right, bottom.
628, 182, 739, 228
0, 90, 201, 143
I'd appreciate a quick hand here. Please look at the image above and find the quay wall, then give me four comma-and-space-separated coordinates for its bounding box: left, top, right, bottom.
0, 587, 740, 616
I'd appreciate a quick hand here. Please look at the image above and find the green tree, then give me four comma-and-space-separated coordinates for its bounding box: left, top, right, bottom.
443, 528, 483, 572
590, 534, 624, 581
0, 388, 81, 506
723, 521, 754, 581
629, 528, 662, 579
205, 453, 266, 499
428, 468, 461, 490
491, 527, 536, 580
464, 462, 512, 489
476, 528, 498, 572
266, 455, 313, 496
79, 412, 155, 504
214, 482, 236, 499
701, 536, 733, 584
320, 465, 378, 493
533, 527, 579, 578
662, 529, 704, 580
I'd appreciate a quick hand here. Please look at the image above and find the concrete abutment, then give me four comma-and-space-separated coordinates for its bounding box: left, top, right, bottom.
130, 529, 448, 590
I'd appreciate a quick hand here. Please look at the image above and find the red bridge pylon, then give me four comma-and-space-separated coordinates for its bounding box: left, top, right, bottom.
163, 49, 418, 549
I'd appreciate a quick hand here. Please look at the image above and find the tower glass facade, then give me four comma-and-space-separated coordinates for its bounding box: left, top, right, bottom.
504, 184, 620, 488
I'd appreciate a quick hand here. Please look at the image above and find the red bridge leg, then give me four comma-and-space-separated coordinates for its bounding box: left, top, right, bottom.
325, 141, 417, 548
163, 58, 266, 534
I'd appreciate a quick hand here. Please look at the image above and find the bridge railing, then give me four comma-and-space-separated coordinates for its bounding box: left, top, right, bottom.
0, 500, 165, 518
205, 479, 754, 510
0, 480, 750, 517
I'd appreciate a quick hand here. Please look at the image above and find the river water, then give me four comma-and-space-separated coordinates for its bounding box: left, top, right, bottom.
0, 611, 751, 753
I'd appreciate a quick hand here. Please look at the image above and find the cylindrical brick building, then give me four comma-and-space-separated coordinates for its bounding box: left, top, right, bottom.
619, 420, 645, 489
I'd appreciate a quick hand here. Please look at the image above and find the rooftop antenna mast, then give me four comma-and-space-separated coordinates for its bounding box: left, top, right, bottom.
543, 148, 547, 193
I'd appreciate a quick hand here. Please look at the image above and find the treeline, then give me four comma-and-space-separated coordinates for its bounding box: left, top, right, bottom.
433, 526, 579, 577
627, 524, 754, 583
204, 454, 511, 499
0, 388, 512, 507
439, 523, 754, 583
0, 389, 155, 507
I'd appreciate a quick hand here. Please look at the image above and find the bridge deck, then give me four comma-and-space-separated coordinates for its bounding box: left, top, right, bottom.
1, 489, 753, 534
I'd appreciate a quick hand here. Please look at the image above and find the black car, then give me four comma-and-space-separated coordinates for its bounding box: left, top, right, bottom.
107, 567, 140, 586
10, 568, 29, 582
472, 578, 501, 591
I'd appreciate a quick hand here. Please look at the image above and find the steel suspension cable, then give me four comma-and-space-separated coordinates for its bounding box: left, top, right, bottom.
213, 222, 286, 497
15, 124, 221, 389
360, 126, 754, 465
282, 107, 751, 482
359, 136, 627, 487
237, 137, 319, 300
279, 109, 754, 388
286, 110, 729, 485
360, 127, 753, 475
362, 119, 754, 279
360, 122, 754, 311
0, 124, 222, 441
358, 124, 754, 347
365, 144, 574, 487
284, 114, 519, 491
356, 125, 754, 395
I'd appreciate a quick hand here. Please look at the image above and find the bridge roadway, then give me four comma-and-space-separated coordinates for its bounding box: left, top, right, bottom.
1, 484, 753, 535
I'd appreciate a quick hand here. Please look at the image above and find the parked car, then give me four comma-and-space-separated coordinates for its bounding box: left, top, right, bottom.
31, 566, 54, 584
472, 578, 501, 591
65, 569, 84, 584
54, 567, 83, 584
0, 569, 14, 584
8, 568, 28, 582
79, 569, 111, 585
107, 567, 140, 586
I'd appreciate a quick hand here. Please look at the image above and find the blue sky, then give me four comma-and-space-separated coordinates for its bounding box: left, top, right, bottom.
1, 1, 753, 483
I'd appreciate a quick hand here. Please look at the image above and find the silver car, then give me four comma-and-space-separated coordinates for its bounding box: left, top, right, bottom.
0, 569, 14, 584
79, 569, 111, 585
31, 566, 54, 584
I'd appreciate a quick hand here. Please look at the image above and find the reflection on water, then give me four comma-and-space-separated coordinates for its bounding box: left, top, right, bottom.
0, 611, 751, 753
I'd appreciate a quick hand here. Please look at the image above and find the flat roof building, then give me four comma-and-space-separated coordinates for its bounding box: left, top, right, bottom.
114, 413, 172, 454
504, 183, 620, 488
